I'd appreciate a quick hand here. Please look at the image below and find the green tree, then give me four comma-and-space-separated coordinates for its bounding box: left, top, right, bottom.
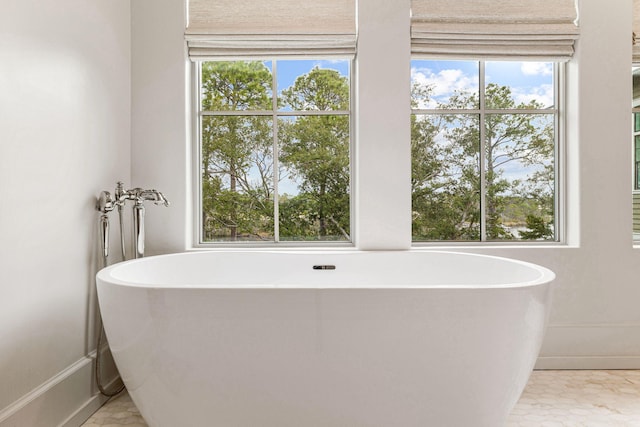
279, 67, 351, 240
412, 83, 555, 241
514, 163, 555, 240
411, 84, 480, 240
201, 61, 273, 241
519, 214, 553, 240
484, 84, 553, 239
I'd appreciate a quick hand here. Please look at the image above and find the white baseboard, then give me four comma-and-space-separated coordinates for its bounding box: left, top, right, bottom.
59, 392, 110, 427
536, 356, 640, 370
0, 353, 121, 427
535, 323, 640, 369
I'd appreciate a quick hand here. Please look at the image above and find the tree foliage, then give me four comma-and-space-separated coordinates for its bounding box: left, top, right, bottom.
201, 62, 273, 241
279, 67, 350, 240
411, 82, 555, 241
201, 63, 350, 241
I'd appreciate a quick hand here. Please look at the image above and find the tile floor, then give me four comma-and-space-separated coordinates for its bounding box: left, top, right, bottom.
82, 370, 640, 426
81, 392, 146, 427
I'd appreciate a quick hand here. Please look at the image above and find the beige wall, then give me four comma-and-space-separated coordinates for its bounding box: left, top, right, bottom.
131, 0, 190, 254
0, 0, 131, 425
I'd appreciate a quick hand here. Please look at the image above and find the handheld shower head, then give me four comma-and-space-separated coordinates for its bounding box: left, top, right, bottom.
99, 213, 109, 259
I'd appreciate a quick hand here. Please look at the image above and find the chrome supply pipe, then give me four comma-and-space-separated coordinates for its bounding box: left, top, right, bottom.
115, 182, 128, 260
95, 188, 125, 397
117, 205, 126, 261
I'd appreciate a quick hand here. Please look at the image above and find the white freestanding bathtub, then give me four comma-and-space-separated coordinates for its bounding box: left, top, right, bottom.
96, 250, 554, 427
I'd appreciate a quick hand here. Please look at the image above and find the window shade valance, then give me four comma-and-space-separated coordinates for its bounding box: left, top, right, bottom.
411, 0, 580, 61
185, 0, 356, 61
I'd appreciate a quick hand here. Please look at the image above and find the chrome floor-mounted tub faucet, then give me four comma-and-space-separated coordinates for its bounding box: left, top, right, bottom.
97, 181, 170, 260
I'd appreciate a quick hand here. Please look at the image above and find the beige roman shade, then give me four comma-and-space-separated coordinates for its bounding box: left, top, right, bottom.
185, 0, 356, 61
411, 0, 580, 61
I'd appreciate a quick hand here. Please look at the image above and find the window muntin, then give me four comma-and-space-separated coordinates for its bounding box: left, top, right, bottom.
411, 60, 558, 242
635, 134, 640, 191
197, 60, 351, 243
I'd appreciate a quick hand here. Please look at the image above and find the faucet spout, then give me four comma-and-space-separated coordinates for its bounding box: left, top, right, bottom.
139, 189, 170, 207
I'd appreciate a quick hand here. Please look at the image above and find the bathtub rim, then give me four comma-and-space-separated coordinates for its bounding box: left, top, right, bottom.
96, 249, 555, 290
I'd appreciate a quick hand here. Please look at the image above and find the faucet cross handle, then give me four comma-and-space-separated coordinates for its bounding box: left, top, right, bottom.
97, 191, 115, 213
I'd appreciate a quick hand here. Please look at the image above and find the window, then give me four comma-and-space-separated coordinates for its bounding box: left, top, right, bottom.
188, 1, 576, 248
411, 60, 559, 242
196, 60, 351, 243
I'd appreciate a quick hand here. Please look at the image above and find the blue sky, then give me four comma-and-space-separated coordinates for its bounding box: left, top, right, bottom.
263, 59, 350, 99
224, 59, 553, 109
263, 59, 554, 109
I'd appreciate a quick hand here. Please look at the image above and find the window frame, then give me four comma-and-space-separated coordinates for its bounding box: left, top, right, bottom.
632, 66, 640, 242
409, 60, 565, 244
192, 59, 355, 247
634, 109, 640, 192
191, 58, 567, 248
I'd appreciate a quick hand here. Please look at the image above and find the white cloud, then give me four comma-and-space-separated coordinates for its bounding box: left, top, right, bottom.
411, 66, 478, 108
520, 62, 553, 76
513, 83, 554, 108
411, 64, 553, 108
